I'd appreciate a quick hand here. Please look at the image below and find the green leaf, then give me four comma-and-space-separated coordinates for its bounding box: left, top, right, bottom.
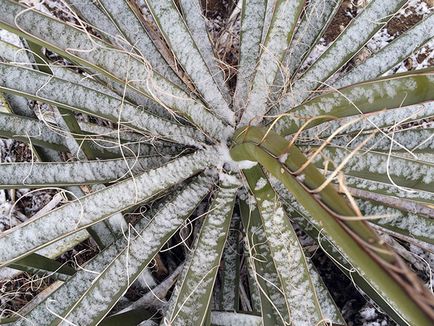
220, 212, 241, 311
177, 0, 231, 103
233, 0, 266, 111
273, 69, 434, 135
16, 176, 213, 325
282, 0, 342, 82
0, 149, 218, 266
343, 175, 434, 204
0, 157, 167, 188
0, 35, 171, 123
296, 102, 434, 149
306, 261, 346, 325
275, 0, 408, 111
356, 197, 434, 245
239, 199, 289, 325
0, 38, 30, 64
242, 166, 323, 325
95, 0, 184, 88
211, 311, 262, 326
0, 0, 230, 141
145, 0, 233, 125
0, 109, 182, 161
0, 111, 67, 151
240, 0, 305, 125
230, 126, 434, 325
334, 13, 434, 88
99, 308, 157, 326
323, 127, 434, 153
9, 253, 75, 281
314, 146, 434, 193
63, 0, 119, 43
165, 178, 239, 325
274, 183, 409, 325
0, 63, 203, 146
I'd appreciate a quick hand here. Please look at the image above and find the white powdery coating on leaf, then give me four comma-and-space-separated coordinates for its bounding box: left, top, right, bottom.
20, 177, 213, 326
0, 38, 31, 64
274, 75, 421, 134
345, 176, 434, 202
36, 230, 89, 258
148, 71, 232, 141
218, 172, 241, 186
268, 175, 353, 261
233, 0, 266, 111
51, 66, 120, 99
145, 0, 233, 125
357, 199, 434, 240
0, 64, 203, 146
0, 2, 228, 140
244, 208, 289, 323
167, 183, 238, 325
61, 177, 214, 325
261, 0, 277, 43
334, 14, 434, 88
307, 261, 345, 324
178, 0, 230, 102
0, 157, 167, 187
329, 128, 434, 152
283, 0, 340, 77
221, 213, 240, 310
0, 112, 65, 148
320, 147, 434, 185
268, 176, 403, 316
97, 0, 182, 87
258, 198, 321, 325
66, 0, 119, 39
301, 102, 434, 140
279, 0, 406, 110
240, 0, 304, 125
0, 29, 22, 47
211, 311, 262, 326
0, 149, 219, 264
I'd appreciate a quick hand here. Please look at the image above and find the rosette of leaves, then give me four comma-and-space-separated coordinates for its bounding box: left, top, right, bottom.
0, 0, 433, 325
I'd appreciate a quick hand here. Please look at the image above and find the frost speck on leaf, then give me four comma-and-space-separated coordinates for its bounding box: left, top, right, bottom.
254, 177, 267, 191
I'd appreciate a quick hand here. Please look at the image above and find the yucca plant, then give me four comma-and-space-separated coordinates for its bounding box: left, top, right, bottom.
0, 0, 433, 325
